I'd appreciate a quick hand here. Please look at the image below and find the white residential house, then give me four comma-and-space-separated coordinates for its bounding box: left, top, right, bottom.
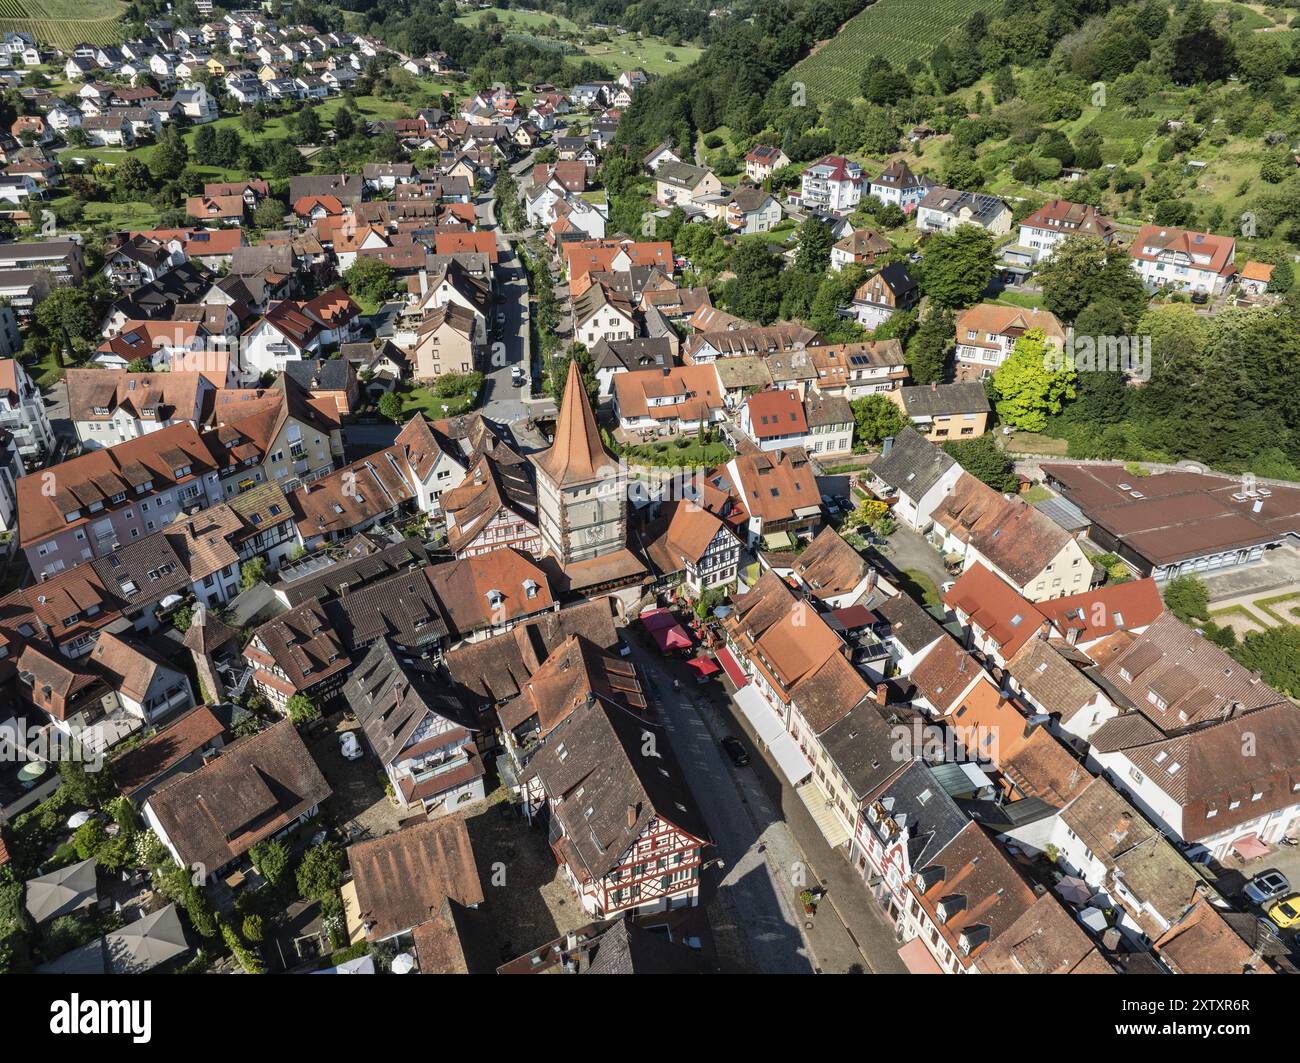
0, 356, 55, 461
797, 156, 866, 214
915, 187, 1012, 235
868, 160, 931, 213
1127, 224, 1237, 295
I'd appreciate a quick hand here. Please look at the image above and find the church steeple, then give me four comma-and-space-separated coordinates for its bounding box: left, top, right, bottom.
532, 358, 626, 568
535, 359, 613, 489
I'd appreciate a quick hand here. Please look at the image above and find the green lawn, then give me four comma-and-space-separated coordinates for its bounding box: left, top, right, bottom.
1020, 484, 1054, 504
994, 290, 1046, 310
900, 568, 943, 608
398, 384, 476, 418
50, 195, 161, 232
1006, 431, 1070, 456
455, 7, 701, 75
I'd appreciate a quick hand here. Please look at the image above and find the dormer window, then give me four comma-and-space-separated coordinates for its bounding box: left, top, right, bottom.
936, 895, 966, 923
487, 589, 504, 608
64, 510, 81, 523
523, 579, 538, 600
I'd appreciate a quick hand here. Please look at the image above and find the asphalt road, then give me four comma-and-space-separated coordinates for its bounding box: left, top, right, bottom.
474, 170, 538, 425
627, 637, 817, 973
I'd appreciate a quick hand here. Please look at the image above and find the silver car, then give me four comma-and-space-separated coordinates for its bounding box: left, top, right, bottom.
1244, 869, 1291, 907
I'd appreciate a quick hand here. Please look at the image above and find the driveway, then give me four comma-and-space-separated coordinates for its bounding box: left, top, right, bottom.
877, 522, 950, 605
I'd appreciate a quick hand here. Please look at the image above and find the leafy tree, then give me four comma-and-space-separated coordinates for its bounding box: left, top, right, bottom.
795, 217, 833, 273
943, 434, 1017, 492
850, 394, 907, 449
905, 305, 954, 384
919, 226, 995, 309
57, 755, 115, 809
113, 155, 152, 199
1162, 574, 1210, 623
239, 557, 268, 591
1167, 0, 1235, 85
379, 392, 404, 423
73, 819, 107, 860
126, 357, 152, 372
993, 328, 1077, 431
333, 106, 357, 139
1234, 625, 1300, 698
34, 286, 98, 361
723, 240, 782, 323
293, 106, 323, 144
1037, 235, 1148, 325
150, 125, 189, 181
249, 839, 290, 888
253, 197, 286, 228
342, 257, 396, 306
285, 693, 321, 726
296, 841, 346, 901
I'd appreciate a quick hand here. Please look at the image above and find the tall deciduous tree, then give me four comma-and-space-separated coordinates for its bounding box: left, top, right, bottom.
850, 394, 907, 449
918, 225, 995, 309
904, 305, 954, 384
992, 328, 1077, 431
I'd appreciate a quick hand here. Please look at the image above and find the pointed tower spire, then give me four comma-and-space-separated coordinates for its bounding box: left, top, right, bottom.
536, 358, 612, 487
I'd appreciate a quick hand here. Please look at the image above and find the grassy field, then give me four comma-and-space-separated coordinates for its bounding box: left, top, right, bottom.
787, 0, 996, 103
0, 0, 125, 49
455, 7, 701, 75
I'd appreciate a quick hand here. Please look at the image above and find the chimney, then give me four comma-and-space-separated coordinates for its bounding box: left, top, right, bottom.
418, 268, 429, 296
875, 682, 888, 706
626, 804, 637, 829
881, 435, 894, 456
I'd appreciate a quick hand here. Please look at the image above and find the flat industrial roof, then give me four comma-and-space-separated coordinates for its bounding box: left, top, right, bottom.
1041, 463, 1300, 566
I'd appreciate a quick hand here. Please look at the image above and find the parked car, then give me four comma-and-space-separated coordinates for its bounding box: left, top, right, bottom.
720, 735, 750, 768
511, 365, 525, 385
1245, 870, 1292, 907
495, 310, 506, 324
339, 732, 363, 761
1266, 894, 1300, 929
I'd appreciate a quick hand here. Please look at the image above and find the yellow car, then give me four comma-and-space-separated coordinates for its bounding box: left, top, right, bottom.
1266, 894, 1300, 928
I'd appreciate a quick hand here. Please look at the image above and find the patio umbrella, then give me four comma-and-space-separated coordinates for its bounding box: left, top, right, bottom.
16, 761, 47, 783
1077, 906, 1109, 933
66, 811, 93, 829
24, 857, 98, 924
1054, 875, 1093, 906
103, 904, 189, 974
390, 952, 416, 974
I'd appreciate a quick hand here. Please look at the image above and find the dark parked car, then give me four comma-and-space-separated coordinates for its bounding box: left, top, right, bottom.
721, 735, 750, 767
